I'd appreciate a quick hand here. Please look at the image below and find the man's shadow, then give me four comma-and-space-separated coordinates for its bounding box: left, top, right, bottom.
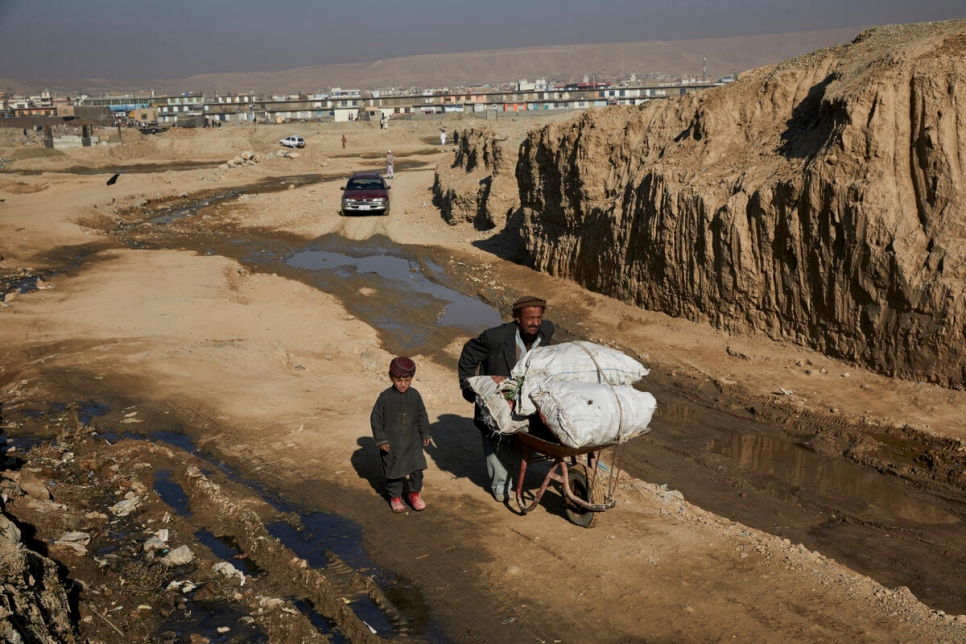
423, 414, 491, 491
426, 414, 563, 517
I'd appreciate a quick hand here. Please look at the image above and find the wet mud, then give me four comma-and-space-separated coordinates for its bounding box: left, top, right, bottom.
8, 177, 966, 641
623, 378, 966, 613
2, 161, 224, 176
0, 151, 433, 178
2, 401, 446, 642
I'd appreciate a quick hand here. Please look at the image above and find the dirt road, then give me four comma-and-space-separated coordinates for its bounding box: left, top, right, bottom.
3, 121, 966, 642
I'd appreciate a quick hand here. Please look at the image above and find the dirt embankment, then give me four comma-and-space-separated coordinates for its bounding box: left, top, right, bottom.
432, 126, 520, 229
0, 508, 75, 642
440, 20, 966, 388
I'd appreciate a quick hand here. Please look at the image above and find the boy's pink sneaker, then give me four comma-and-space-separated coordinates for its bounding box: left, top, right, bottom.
389, 497, 405, 513
408, 492, 426, 511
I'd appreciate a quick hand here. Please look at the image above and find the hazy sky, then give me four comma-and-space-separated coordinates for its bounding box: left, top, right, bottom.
0, 0, 962, 81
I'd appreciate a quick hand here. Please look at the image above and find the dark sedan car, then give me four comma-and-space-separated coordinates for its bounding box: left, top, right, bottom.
340, 172, 390, 216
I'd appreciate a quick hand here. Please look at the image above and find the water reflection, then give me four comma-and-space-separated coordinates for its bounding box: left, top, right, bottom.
710, 432, 959, 526
286, 246, 502, 351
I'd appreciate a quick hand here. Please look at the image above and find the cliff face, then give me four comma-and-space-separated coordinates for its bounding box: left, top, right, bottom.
512, 20, 966, 387
433, 126, 521, 229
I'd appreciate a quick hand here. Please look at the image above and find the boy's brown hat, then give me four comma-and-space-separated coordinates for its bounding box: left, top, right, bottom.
389, 356, 416, 377
512, 295, 547, 313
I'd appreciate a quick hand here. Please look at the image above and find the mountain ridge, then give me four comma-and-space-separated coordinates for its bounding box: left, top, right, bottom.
0, 26, 862, 96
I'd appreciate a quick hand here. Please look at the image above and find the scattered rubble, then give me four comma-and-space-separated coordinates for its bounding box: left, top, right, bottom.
221, 150, 263, 169
0, 409, 413, 642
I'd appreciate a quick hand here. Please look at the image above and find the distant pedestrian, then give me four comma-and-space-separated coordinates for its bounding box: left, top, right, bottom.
341, 134, 347, 149
440, 130, 446, 146
370, 357, 431, 513
386, 150, 395, 179
452, 130, 459, 146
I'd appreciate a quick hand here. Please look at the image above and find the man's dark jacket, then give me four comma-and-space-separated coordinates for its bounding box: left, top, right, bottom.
458, 320, 554, 428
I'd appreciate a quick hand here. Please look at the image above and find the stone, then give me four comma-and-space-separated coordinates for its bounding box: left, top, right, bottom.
0, 513, 22, 543
53, 531, 90, 554
144, 528, 169, 552
192, 583, 218, 600
19, 471, 51, 500
109, 496, 141, 517
214, 561, 246, 585
161, 545, 194, 567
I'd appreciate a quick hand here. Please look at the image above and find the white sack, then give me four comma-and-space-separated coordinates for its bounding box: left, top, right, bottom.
531, 381, 656, 448
465, 375, 530, 434
511, 341, 649, 416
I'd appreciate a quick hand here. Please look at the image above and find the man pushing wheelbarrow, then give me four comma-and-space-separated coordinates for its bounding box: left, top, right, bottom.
458, 295, 554, 503
459, 296, 656, 526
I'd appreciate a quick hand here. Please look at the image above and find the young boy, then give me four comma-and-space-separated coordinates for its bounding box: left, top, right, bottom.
370, 357, 431, 513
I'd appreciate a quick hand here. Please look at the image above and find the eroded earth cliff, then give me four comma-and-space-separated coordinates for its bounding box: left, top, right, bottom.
433, 125, 522, 229
441, 19, 966, 387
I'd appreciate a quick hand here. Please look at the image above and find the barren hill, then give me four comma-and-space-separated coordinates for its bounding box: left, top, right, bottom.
0, 27, 860, 95
436, 18, 966, 388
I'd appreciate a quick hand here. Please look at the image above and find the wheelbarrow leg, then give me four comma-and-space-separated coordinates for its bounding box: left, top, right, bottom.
515, 445, 567, 515
515, 443, 534, 511
514, 455, 529, 508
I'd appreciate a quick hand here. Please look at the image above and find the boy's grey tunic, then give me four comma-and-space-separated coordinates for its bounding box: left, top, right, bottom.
370, 386, 430, 479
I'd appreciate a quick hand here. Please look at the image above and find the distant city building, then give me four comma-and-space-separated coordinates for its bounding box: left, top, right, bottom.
154, 94, 205, 125
330, 88, 362, 98
2, 74, 725, 129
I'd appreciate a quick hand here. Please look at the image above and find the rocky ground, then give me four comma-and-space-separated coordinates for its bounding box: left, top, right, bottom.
3, 114, 966, 643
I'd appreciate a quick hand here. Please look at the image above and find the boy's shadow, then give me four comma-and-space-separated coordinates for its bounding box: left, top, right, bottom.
350, 436, 386, 497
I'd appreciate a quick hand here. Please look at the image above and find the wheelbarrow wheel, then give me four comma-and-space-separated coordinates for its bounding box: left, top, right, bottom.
565, 463, 604, 528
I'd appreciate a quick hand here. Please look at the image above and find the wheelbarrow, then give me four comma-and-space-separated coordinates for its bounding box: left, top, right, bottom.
512, 428, 625, 528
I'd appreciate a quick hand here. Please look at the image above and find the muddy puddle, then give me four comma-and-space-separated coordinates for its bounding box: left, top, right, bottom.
2, 155, 433, 179
1, 408, 449, 643
150, 428, 444, 640
118, 173, 330, 228
286, 243, 502, 353
3, 161, 224, 176
624, 381, 966, 613
23, 178, 966, 618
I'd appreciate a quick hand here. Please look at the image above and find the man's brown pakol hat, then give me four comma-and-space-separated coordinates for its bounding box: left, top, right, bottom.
512, 295, 547, 313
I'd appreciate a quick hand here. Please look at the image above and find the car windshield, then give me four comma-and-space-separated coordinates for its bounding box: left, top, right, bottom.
346, 178, 384, 190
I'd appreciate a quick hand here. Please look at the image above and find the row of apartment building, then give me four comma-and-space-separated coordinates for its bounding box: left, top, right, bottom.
2, 79, 719, 127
